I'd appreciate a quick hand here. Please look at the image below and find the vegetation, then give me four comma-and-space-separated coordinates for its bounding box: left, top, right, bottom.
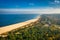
0, 22, 60, 40
41, 14, 60, 25
0, 14, 60, 40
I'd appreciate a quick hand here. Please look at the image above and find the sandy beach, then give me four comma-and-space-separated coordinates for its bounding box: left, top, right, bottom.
0, 18, 39, 35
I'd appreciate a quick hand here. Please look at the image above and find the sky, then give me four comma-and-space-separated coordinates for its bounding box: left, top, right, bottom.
0, 0, 60, 14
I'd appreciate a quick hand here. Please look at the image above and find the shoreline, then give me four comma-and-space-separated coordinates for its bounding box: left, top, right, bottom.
0, 18, 39, 35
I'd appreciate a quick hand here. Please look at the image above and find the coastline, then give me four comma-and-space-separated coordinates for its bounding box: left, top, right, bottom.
0, 18, 39, 35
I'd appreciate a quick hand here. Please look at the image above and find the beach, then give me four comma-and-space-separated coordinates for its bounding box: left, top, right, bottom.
0, 18, 39, 35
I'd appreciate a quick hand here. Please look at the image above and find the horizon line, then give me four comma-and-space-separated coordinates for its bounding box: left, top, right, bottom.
0, 8, 60, 14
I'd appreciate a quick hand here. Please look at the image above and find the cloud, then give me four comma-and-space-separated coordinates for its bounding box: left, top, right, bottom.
54, 0, 60, 4
50, 0, 60, 4
29, 3, 34, 6
0, 8, 60, 14
49, 0, 60, 8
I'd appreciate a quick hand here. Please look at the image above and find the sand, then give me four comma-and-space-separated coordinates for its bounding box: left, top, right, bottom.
0, 18, 39, 34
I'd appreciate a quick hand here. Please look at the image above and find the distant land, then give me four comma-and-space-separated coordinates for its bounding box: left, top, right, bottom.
40, 14, 60, 25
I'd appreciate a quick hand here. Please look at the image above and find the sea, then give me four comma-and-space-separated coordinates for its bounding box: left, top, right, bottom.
0, 13, 39, 27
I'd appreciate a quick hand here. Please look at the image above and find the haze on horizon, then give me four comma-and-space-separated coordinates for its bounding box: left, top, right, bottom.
0, 0, 60, 14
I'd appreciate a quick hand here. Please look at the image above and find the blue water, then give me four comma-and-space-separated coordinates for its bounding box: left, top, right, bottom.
0, 14, 39, 27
